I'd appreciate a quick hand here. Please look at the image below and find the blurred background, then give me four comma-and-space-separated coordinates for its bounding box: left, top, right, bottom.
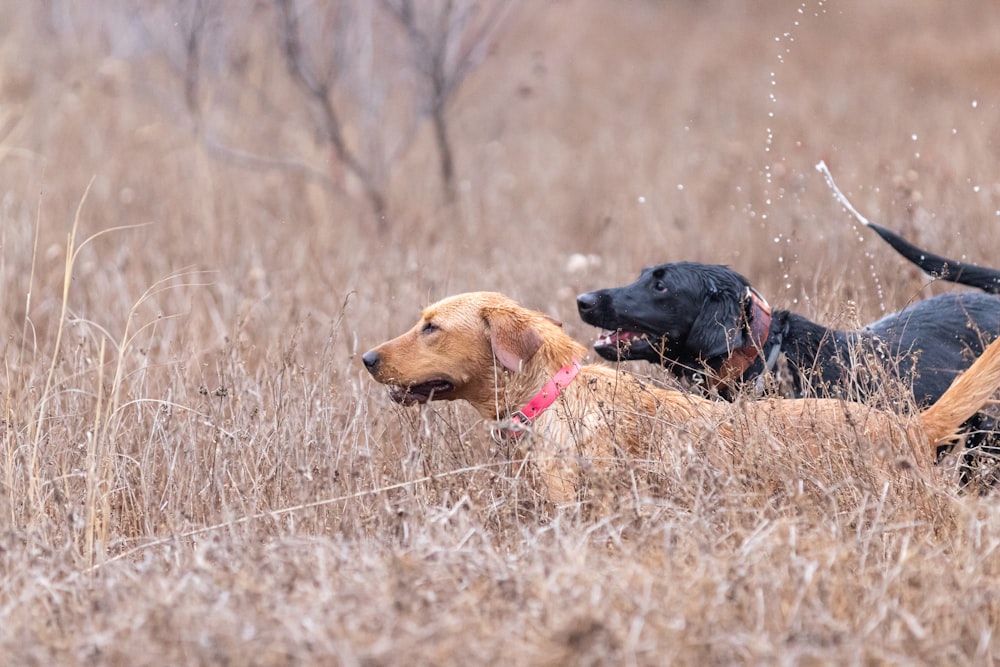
3, 0, 998, 360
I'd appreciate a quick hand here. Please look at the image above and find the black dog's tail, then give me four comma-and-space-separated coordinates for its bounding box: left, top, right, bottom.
867, 222, 1000, 294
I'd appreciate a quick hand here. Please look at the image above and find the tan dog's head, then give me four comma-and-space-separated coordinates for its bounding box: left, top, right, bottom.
362, 292, 585, 418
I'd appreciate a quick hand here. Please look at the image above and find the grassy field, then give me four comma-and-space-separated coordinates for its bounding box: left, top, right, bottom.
3, 1, 1000, 664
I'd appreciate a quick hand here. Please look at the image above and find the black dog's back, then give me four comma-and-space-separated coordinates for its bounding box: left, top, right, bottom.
864, 291, 1000, 405
855, 221, 1000, 402
866, 222, 1000, 294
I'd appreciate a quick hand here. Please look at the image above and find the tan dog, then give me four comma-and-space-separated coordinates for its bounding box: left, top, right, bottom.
363, 292, 1000, 503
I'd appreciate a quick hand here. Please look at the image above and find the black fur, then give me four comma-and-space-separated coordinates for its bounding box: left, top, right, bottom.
577, 262, 1000, 404
865, 222, 1000, 294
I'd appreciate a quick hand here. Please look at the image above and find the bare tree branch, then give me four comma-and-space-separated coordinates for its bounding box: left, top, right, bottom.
275, 0, 387, 222
178, 0, 211, 121
444, 1, 513, 100
382, 0, 515, 200
200, 129, 341, 195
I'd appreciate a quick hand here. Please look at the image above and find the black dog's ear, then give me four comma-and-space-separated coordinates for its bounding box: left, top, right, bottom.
684, 288, 745, 361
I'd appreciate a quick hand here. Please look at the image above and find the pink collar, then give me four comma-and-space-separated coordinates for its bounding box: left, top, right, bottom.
494, 362, 581, 440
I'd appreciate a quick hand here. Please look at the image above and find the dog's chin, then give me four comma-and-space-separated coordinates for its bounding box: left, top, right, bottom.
388, 380, 455, 405
593, 330, 660, 362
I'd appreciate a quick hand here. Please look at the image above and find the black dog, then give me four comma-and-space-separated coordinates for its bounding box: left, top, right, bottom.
577, 259, 1000, 406
577, 226, 1000, 484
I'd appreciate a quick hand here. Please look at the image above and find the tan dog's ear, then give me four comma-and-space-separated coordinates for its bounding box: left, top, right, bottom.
485, 309, 544, 372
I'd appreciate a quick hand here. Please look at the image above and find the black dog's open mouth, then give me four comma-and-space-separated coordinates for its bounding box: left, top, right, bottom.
388, 380, 455, 405
593, 329, 654, 360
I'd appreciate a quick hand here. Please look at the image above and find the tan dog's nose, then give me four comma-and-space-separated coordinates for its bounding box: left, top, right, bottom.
362, 350, 380, 374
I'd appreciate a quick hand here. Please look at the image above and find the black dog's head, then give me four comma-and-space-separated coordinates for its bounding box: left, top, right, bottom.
577, 262, 753, 370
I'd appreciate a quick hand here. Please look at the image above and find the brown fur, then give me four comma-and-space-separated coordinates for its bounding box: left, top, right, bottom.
364, 292, 1000, 503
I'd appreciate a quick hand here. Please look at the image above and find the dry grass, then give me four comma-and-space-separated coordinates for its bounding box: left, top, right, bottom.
2, 1, 1000, 664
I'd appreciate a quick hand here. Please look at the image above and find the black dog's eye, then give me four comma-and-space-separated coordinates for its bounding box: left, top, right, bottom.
654, 280, 668, 293
421, 322, 439, 334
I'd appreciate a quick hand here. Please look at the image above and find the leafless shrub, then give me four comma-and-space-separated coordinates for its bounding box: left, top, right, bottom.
275, 0, 391, 221
143, 0, 513, 225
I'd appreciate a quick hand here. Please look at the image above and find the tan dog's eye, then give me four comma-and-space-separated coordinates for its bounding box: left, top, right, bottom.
421, 322, 439, 334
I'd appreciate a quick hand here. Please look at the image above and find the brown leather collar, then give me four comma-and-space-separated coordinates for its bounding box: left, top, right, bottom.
709, 287, 772, 392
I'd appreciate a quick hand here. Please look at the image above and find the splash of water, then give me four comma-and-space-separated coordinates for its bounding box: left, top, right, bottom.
814, 160, 870, 226
763, 1, 828, 295
815, 160, 886, 311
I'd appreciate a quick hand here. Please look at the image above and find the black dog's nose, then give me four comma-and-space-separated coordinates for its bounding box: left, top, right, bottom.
576, 291, 599, 314
362, 350, 380, 373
